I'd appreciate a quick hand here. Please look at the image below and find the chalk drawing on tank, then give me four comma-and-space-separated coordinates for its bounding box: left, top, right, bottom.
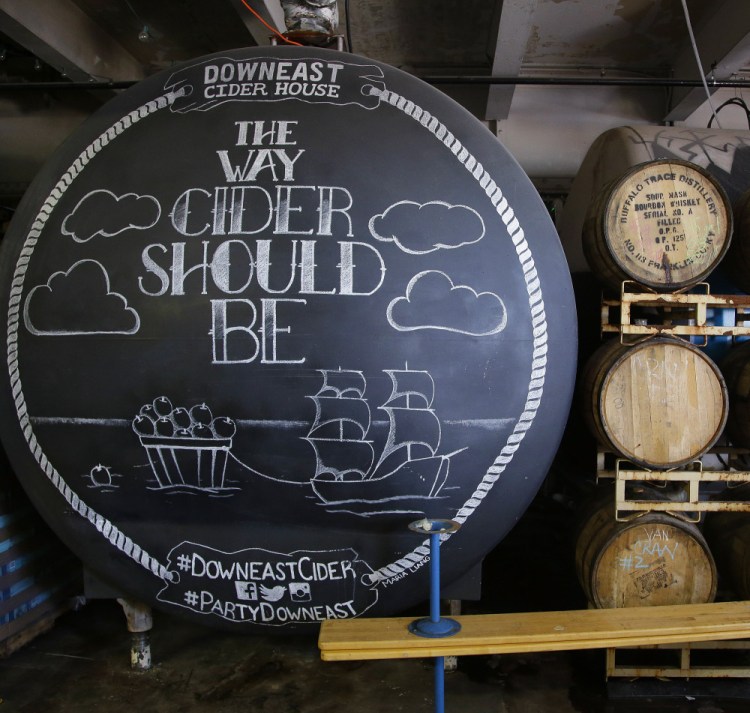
23, 259, 141, 336
369, 200, 485, 254
0, 47, 571, 628
83, 464, 122, 492
133, 397, 239, 495
304, 366, 466, 508
387, 270, 507, 336
260, 584, 287, 602
61, 189, 161, 243
164, 57, 386, 113
157, 542, 378, 624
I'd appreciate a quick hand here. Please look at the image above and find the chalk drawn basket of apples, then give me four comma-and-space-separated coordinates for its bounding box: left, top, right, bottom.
132, 397, 237, 489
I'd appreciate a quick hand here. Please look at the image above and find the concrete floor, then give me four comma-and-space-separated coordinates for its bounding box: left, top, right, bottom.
2, 598, 750, 713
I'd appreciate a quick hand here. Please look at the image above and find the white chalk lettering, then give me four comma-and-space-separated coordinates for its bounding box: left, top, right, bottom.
170, 185, 353, 238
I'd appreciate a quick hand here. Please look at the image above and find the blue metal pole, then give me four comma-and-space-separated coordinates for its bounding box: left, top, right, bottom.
435, 656, 445, 713
430, 532, 440, 623
407, 519, 462, 713
431, 531, 445, 713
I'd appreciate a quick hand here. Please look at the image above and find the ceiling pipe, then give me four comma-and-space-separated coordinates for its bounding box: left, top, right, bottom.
0, 80, 135, 90
2, 76, 750, 91
423, 76, 750, 88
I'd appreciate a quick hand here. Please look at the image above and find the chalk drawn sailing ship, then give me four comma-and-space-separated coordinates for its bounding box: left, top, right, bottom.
305, 367, 461, 504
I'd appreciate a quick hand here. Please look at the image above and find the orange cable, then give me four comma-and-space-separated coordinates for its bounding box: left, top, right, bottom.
240, 0, 303, 46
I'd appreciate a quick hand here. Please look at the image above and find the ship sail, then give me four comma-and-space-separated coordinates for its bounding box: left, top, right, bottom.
383, 368, 434, 408
307, 394, 371, 440
379, 406, 441, 457
305, 369, 374, 481
367, 368, 442, 481
306, 438, 375, 480
318, 369, 366, 399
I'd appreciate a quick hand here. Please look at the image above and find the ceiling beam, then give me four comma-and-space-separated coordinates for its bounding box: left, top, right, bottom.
484, 0, 537, 121
227, 0, 286, 46
0, 0, 144, 82
665, 0, 750, 123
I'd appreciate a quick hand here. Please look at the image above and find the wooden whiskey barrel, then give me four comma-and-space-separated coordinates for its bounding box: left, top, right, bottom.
582, 159, 732, 291
581, 337, 728, 468
719, 340, 750, 448
576, 494, 717, 608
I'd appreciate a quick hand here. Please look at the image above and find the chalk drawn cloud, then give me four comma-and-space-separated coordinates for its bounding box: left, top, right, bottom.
387, 270, 507, 336
24, 260, 140, 336
62, 189, 161, 243
369, 201, 485, 254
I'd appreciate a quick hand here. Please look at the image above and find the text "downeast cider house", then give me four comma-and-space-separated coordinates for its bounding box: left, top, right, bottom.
202, 60, 346, 99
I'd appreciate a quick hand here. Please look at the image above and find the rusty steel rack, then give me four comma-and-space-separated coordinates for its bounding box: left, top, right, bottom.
600, 282, 750, 341
595, 450, 750, 521
606, 640, 750, 679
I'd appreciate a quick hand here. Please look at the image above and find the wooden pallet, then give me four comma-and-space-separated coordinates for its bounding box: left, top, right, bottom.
606, 640, 750, 679
600, 282, 750, 341
319, 601, 750, 662
0, 597, 77, 658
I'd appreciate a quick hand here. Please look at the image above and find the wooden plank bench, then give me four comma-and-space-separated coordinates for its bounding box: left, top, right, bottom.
319, 601, 750, 662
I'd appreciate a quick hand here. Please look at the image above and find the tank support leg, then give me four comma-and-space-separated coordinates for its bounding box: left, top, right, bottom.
444, 600, 462, 672
117, 598, 153, 671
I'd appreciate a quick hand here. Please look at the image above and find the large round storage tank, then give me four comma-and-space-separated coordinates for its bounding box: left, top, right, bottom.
0, 47, 577, 630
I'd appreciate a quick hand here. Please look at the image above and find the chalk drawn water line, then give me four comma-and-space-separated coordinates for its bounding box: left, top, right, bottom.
32, 416, 512, 430
31, 411, 508, 495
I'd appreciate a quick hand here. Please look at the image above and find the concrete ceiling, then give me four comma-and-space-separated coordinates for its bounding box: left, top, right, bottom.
1, 0, 750, 195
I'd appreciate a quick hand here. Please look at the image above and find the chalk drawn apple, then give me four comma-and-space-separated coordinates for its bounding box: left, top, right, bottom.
132, 414, 156, 436
171, 407, 192, 430
212, 416, 237, 438
191, 423, 213, 439
155, 417, 175, 437
89, 464, 113, 487
190, 403, 213, 426
139, 404, 157, 421
153, 396, 173, 418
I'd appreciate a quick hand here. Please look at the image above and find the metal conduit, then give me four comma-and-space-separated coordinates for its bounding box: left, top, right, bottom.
424, 76, 750, 88
1, 77, 750, 91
